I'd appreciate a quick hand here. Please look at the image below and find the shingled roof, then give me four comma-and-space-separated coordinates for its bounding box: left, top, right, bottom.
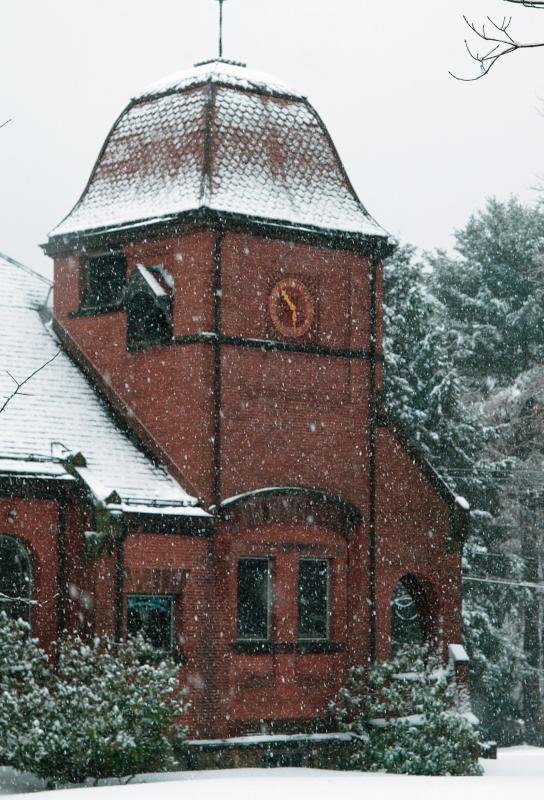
0, 253, 206, 516
49, 60, 390, 245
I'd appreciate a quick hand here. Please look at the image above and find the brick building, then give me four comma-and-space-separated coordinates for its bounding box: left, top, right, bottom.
0, 60, 468, 738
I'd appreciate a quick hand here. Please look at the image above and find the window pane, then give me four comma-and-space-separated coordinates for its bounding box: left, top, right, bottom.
127, 595, 174, 650
86, 254, 126, 308
0, 536, 31, 623
237, 558, 270, 640
298, 559, 329, 640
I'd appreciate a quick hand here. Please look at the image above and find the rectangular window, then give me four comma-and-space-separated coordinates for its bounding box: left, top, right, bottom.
236, 558, 271, 641
85, 253, 127, 310
126, 594, 174, 651
298, 559, 329, 640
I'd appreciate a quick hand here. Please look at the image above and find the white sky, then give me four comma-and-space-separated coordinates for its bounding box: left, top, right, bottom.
2, 0, 544, 278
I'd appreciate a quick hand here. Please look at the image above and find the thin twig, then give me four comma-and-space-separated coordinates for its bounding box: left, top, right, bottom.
0, 350, 60, 416
0, 119, 11, 131
451, 12, 544, 80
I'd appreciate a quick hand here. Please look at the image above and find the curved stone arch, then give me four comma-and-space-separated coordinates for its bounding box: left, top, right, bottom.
217, 486, 362, 537
0, 534, 33, 624
390, 573, 440, 656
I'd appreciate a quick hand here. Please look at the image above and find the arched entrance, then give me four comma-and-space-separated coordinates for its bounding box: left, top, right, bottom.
391, 574, 438, 655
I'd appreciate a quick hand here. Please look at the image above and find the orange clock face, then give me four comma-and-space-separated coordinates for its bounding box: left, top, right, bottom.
268, 278, 315, 338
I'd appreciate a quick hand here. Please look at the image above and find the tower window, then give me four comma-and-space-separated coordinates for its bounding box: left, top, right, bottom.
237, 558, 271, 641
127, 594, 175, 651
298, 558, 329, 640
126, 292, 172, 347
84, 253, 127, 310
0, 536, 32, 624
125, 265, 173, 348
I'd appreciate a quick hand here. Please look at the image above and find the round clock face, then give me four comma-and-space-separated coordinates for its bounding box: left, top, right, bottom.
268, 278, 315, 338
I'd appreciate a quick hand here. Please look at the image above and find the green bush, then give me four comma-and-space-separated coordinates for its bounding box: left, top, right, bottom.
0, 614, 188, 784
330, 645, 482, 776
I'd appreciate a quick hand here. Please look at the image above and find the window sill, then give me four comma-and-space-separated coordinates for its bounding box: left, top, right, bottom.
127, 337, 173, 352
233, 641, 343, 655
70, 304, 123, 318
233, 641, 274, 654
136, 650, 187, 666
296, 640, 343, 654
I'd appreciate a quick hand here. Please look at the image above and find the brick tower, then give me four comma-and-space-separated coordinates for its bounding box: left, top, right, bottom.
44, 60, 467, 737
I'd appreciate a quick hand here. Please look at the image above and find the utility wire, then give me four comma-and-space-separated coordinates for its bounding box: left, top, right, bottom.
463, 575, 544, 591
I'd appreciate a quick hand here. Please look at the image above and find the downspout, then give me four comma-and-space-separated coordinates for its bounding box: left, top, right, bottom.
368, 256, 379, 663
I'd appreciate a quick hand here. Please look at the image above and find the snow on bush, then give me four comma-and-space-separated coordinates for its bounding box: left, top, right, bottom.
0, 614, 188, 784
330, 645, 482, 776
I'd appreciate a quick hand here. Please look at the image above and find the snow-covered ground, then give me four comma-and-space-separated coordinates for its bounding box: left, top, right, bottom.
1, 747, 543, 799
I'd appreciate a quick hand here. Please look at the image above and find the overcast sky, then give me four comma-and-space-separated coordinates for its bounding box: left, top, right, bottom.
3, 0, 544, 278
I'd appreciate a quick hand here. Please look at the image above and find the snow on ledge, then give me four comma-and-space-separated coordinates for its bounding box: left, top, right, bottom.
190, 732, 353, 748
448, 643, 470, 665
113, 502, 211, 518
0, 456, 73, 480
455, 495, 470, 511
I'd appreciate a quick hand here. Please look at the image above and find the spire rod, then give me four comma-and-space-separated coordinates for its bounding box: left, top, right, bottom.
216, 0, 227, 59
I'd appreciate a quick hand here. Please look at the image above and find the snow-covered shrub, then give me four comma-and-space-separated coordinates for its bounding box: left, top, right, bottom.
330, 645, 482, 776
0, 618, 188, 784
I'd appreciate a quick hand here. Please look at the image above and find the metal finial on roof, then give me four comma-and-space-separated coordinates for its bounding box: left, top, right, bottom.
216, 0, 227, 59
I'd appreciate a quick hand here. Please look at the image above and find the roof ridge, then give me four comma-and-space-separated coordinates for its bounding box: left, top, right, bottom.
135, 61, 305, 104
0, 251, 52, 287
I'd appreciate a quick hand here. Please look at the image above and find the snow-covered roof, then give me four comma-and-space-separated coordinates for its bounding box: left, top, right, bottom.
49, 60, 390, 244
139, 59, 304, 102
0, 253, 206, 515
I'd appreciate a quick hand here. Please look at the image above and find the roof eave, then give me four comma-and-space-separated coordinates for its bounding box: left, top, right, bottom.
43, 207, 396, 260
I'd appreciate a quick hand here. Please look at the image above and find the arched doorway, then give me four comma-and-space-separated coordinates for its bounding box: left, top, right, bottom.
391, 574, 438, 656
0, 536, 32, 623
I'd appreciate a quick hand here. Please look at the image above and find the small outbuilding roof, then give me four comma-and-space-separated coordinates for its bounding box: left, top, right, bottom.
0, 253, 206, 515
49, 60, 390, 246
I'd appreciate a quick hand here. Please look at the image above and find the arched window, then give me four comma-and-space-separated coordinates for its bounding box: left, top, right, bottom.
0, 536, 32, 623
125, 264, 173, 349
391, 575, 438, 656
127, 291, 172, 347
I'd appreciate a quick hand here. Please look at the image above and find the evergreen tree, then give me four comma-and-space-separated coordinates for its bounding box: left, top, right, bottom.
0, 618, 188, 785
331, 645, 482, 776
429, 197, 544, 390
383, 240, 525, 743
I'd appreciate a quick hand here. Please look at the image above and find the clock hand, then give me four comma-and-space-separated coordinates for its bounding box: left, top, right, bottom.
280, 289, 298, 329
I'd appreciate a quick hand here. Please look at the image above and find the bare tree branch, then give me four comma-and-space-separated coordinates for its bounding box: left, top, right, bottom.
504, 1, 544, 8
450, 13, 544, 81
453, 3, 544, 80
0, 119, 12, 131
0, 350, 60, 416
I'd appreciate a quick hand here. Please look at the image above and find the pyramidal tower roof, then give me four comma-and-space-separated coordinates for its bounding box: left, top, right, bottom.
49, 59, 390, 247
